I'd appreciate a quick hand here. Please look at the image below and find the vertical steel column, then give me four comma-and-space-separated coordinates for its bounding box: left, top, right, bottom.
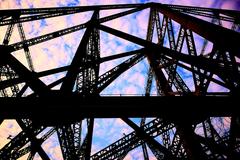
61, 10, 99, 93
160, 18, 191, 95
73, 122, 82, 156
228, 116, 239, 159
144, 7, 173, 96
76, 10, 100, 95
57, 124, 78, 160
17, 22, 35, 71
145, 7, 191, 95
185, 29, 202, 94
1, 16, 19, 97
170, 130, 186, 158
79, 118, 94, 159
140, 118, 150, 160
167, 25, 184, 87
85, 118, 94, 159
145, 8, 155, 96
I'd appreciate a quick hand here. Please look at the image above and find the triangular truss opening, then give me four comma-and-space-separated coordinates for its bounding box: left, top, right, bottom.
92, 118, 133, 154
100, 8, 133, 18
100, 57, 147, 95
42, 131, 64, 160
39, 71, 67, 88
176, 66, 195, 91
0, 2, 239, 160
0, 120, 22, 149
100, 29, 142, 57
102, 8, 150, 39
12, 50, 31, 70
192, 32, 213, 56
207, 81, 229, 93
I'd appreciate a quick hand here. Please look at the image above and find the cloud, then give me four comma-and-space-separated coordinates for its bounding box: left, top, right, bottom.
124, 146, 143, 159
207, 81, 229, 92
1, 0, 235, 94
0, 120, 22, 149
18, 153, 30, 160
0, 0, 239, 159
42, 132, 64, 160
221, 0, 240, 10
92, 118, 133, 154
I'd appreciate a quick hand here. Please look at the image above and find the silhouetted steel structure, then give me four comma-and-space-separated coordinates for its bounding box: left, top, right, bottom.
0, 2, 240, 160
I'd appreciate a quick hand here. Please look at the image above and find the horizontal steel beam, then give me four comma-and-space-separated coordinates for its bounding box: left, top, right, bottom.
10, 6, 146, 51
0, 96, 238, 120
0, 3, 144, 15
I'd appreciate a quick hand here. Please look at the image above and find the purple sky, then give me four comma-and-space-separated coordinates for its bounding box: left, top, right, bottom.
0, 0, 239, 159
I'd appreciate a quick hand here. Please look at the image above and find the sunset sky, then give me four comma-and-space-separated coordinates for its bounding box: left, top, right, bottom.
0, 0, 238, 159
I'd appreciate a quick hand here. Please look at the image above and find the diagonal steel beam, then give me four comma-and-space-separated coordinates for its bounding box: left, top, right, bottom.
0, 11, 83, 26
122, 118, 177, 160
145, 8, 156, 96
0, 3, 144, 16
10, 6, 147, 52
97, 24, 240, 93
91, 118, 175, 160
155, 3, 240, 58
16, 120, 50, 160
11, 127, 56, 159
17, 22, 35, 71
0, 125, 45, 159
57, 124, 79, 160
0, 46, 51, 96
81, 118, 94, 159
96, 52, 145, 94
99, 48, 143, 63
175, 120, 208, 160
164, 4, 240, 18
1, 18, 20, 97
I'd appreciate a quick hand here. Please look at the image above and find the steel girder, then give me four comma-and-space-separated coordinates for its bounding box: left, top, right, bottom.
0, 2, 240, 160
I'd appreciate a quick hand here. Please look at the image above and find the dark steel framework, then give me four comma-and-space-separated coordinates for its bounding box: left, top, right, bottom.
0, 2, 240, 160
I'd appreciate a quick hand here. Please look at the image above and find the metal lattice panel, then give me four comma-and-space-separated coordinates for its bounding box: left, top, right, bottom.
0, 2, 240, 160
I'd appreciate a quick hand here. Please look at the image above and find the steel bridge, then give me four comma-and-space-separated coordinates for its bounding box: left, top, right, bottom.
0, 2, 240, 160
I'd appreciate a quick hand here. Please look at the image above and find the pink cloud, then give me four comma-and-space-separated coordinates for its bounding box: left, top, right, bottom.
136, 8, 149, 39
42, 132, 64, 160
0, 120, 22, 149
115, 118, 126, 126
18, 153, 30, 160
124, 148, 142, 159
128, 72, 146, 86
0, 1, 20, 9
221, 0, 240, 10
0, 1, 238, 160
207, 80, 229, 92
194, 123, 205, 136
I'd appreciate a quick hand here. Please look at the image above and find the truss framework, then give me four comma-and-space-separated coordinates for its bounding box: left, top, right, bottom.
0, 2, 240, 160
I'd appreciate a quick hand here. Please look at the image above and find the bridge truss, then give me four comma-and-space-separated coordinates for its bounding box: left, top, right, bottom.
0, 2, 240, 160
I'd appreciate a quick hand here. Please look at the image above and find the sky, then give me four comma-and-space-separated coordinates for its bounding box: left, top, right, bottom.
0, 0, 239, 159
